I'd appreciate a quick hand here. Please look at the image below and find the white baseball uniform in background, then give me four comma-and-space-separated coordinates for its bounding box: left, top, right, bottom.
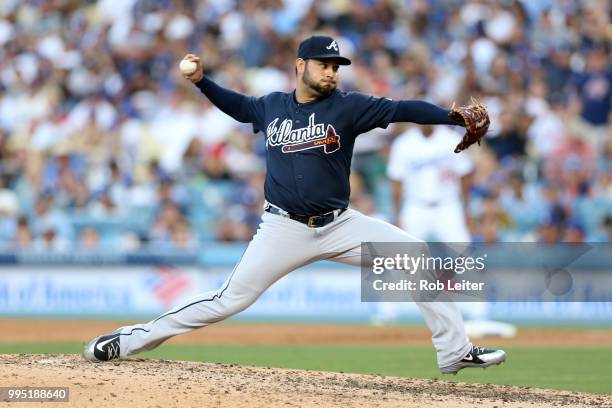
384, 126, 516, 338
387, 126, 473, 242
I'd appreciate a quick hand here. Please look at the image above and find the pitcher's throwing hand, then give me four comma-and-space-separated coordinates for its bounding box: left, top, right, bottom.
180, 54, 203, 83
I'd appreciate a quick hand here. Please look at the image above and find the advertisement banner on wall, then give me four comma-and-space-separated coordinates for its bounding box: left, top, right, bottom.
0, 266, 378, 319
0, 266, 610, 323
0, 266, 206, 317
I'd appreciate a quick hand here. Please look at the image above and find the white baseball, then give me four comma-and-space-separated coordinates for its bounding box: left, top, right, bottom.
179, 59, 197, 75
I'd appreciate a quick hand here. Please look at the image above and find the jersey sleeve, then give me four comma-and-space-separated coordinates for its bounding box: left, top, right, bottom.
243, 95, 266, 133
349, 92, 399, 135
391, 100, 455, 125
196, 76, 266, 129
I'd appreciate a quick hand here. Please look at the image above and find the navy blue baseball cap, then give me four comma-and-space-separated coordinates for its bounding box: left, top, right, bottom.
297, 35, 351, 65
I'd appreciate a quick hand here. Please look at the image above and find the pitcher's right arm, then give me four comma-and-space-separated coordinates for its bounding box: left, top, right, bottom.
181, 54, 264, 125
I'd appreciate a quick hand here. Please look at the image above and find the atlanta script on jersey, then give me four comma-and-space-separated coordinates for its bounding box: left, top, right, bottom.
266, 113, 341, 154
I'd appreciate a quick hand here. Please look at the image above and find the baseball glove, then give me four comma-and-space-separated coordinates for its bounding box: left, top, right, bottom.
449, 98, 490, 153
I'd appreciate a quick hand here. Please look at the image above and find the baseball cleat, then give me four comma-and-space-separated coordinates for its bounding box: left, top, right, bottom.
440, 345, 506, 374
83, 330, 122, 362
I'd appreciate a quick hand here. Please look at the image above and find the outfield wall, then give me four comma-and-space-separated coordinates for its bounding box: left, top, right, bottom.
0, 265, 375, 320
0, 262, 611, 324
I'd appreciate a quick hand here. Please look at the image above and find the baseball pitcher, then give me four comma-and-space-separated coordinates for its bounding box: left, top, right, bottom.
84, 35, 501, 374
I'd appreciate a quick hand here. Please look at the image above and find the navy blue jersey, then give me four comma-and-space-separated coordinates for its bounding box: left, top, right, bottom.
245, 90, 397, 214
195, 76, 454, 215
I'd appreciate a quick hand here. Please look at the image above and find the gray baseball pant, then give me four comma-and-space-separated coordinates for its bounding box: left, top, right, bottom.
117, 209, 470, 368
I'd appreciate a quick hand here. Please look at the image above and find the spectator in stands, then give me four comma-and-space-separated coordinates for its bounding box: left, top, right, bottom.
564, 220, 586, 243
33, 224, 69, 252
599, 215, 612, 242
0, 0, 608, 248
0, 175, 18, 242
571, 46, 611, 128
215, 210, 256, 242
472, 193, 510, 243
545, 125, 596, 193
29, 193, 72, 243
537, 218, 564, 244
78, 227, 101, 250
499, 172, 546, 238
150, 202, 192, 247
156, 177, 189, 212
88, 190, 124, 219
169, 220, 197, 250
181, 137, 205, 178
13, 216, 33, 249
526, 93, 566, 160
106, 160, 133, 210
486, 108, 529, 160
202, 144, 232, 180
592, 168, 612, 201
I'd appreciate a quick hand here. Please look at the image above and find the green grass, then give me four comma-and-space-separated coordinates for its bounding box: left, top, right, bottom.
2, 343, 611, 395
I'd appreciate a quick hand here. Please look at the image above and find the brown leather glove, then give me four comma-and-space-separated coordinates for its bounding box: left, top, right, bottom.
449, 98, 490, 153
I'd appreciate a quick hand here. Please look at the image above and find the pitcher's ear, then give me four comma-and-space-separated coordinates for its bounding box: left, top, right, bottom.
296, 58, 307, 76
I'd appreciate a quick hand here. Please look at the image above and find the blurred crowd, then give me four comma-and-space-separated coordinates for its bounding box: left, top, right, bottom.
0, 0, 610, 251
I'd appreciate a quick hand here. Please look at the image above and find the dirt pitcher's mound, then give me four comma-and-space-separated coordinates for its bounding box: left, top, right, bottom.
1, 355, 611, 408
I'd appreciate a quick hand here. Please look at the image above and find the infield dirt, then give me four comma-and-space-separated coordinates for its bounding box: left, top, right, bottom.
2, 354, 612, 408
1, 320, 612, 407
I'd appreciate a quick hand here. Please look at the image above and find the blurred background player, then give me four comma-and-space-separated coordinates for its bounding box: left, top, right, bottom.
388, 124, 472, 241
373, 124, 516, 338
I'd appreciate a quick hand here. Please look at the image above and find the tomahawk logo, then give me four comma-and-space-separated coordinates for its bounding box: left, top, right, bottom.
282, 125, 341, 154
326, 40, 338, 51
266, 113, 341, 154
